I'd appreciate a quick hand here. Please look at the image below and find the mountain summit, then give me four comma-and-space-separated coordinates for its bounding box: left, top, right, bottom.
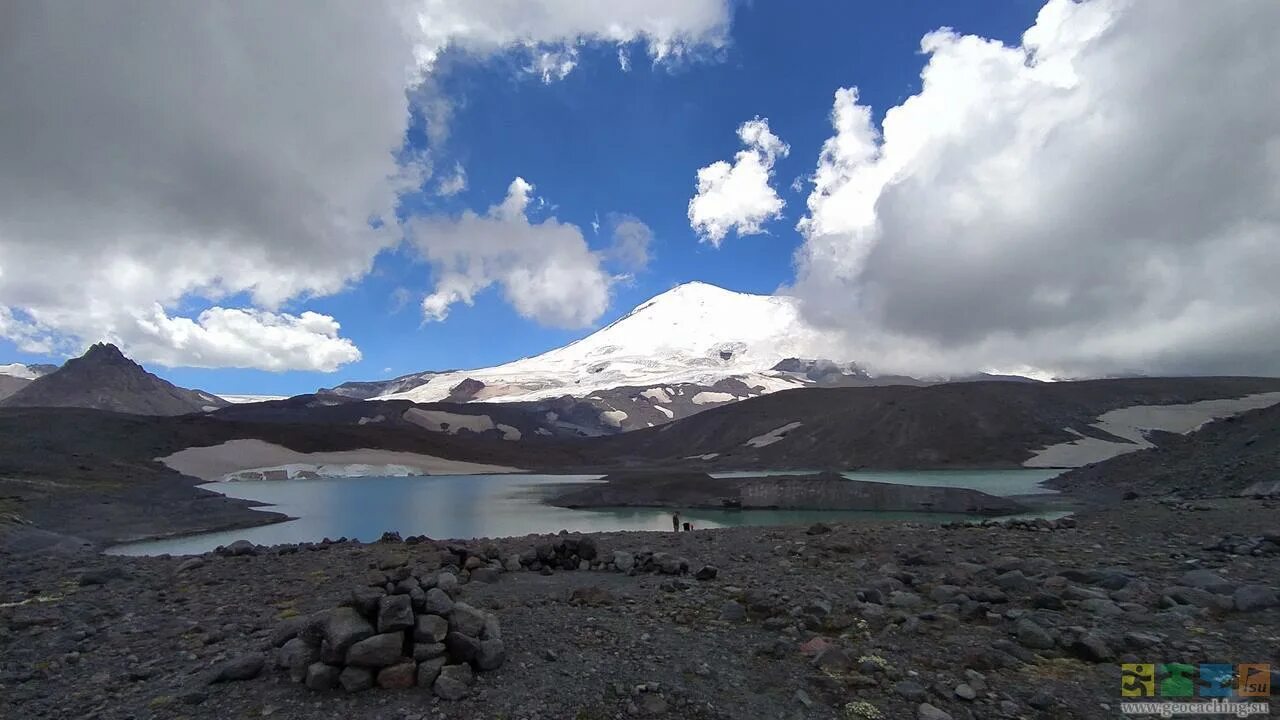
0, 343, 229, 416
372, 282, 839, 405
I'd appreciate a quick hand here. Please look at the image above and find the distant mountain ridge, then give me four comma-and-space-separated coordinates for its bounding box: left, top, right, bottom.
0, 362, 58, 401
317, 282, 1039, 432
0, 343, 228, 416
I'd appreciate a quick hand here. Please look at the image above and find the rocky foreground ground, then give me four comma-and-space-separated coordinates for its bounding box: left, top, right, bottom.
2, 497, 1278, 720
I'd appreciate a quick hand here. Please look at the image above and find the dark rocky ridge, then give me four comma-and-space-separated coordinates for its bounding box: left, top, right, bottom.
550, 471, 1027, 515
0, 343, 228, 416
1049, 399, 1280, 501
584, 377, 1280, 470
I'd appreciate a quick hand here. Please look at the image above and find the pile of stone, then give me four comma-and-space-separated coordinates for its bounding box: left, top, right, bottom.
515, 533, 600, 571
942, 516, 1077, 532
1205, 533, 1280, 556
272, 569, 504, 699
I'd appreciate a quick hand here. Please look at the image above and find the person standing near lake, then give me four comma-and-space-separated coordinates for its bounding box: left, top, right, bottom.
672, 512, 680, 532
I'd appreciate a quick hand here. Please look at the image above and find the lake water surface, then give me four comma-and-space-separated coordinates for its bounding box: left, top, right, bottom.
108, 469, 1067, 556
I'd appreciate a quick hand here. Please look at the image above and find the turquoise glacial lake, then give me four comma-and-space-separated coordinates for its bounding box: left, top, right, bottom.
107, 468, 1067, 556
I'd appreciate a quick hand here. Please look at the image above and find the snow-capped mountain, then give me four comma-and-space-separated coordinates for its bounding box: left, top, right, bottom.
0, 362, 58, 401
375, 282, 837, 405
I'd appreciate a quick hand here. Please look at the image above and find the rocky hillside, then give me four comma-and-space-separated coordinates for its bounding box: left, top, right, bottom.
581, 377, 1280, 470
0, 343, 228, 416
1049, 400, 1280, 500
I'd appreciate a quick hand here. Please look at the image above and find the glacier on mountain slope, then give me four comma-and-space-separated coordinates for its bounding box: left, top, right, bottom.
378, 282, 839, 404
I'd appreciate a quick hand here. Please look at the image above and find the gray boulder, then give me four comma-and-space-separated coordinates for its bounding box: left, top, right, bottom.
323, 607, 374, 656
436, 571, 460, 596
424, 587, 454, 616
338, 666, 374, 693
1234, 585, 1279, 612
449, 602, 487, 637
377, 594, 414, 633
918, 704, 953, 720
476, 638, 506, 671
345, 632, 405, 667
304, 662, 340, 691
1179, 569, 1235, 595
377, 661, 417, 690
445, 632, 481, 663
414, 614, 449, 643
434, 663, 474, 700
417, 657, 447, 688
413, 642, 447, 661
277, 638, 319, 682
471, 567, 500, 584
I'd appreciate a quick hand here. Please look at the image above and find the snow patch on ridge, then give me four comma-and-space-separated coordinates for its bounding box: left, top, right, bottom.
1024, 392, 1280, 468
692, 391, 737, 405
600, 410, 628, 428
403, 408, 520, 440
746, 421, 803, 448
641, 387, 672, 403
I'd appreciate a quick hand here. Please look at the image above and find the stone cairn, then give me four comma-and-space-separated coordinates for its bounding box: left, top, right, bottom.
271, 565, 504, 699
266, 531, 714, 699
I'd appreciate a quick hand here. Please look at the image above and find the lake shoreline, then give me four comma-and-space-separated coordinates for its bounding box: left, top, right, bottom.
99, 468, 1065, 557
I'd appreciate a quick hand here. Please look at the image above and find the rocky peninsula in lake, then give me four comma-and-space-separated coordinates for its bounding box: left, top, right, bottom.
549, 470, 1029, 515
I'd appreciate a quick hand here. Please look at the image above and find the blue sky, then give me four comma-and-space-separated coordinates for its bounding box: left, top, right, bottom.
16, 1, 1271, 390
158, 1, 1038, 395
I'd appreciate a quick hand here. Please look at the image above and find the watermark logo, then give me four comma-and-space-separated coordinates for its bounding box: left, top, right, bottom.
1118, 663, 1271, 717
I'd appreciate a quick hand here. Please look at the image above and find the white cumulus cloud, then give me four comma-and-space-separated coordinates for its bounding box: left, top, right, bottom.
790, 0, 1280, 378
412, 178, 613, 328
688, 118, 790, 247
0, 0, 729, 370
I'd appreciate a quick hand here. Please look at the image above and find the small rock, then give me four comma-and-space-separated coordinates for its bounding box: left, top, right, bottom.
476, 638, 505, 671
1070, 633, 1114, 663
719, 600, 746, 622
955, 683, 976, 700
917, 702, 953, 720
806, 522, 832, 535
695, 565, 718, 581
208, 653, 265, 684
471, 567, 500, 584
895, 680, 927, 701
1015, 618, 1055, 650
613, 551, 635, 570
223, 539, 258, 557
